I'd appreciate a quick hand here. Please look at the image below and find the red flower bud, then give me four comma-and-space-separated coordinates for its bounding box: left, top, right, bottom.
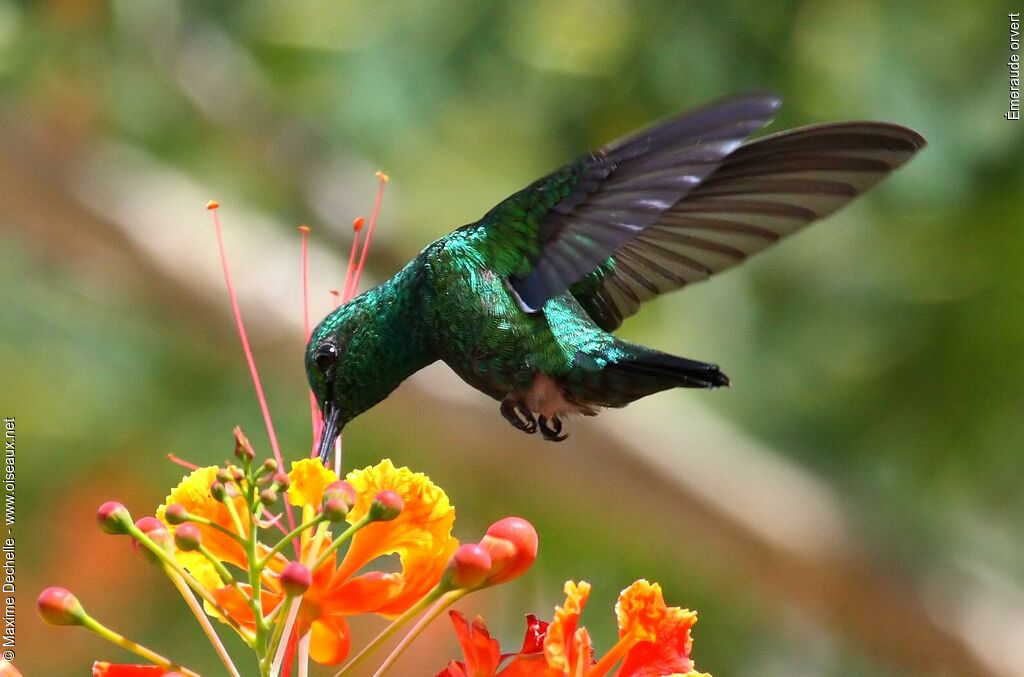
272, 472, 290, 490
133, 517, 171, 564
368, 490, 403, 521
442, 543, 492, 590
163, 504, 189, 525
37, 587, 86, 626
280, 562, 312, 596
173, 523, 202, 552
97, 502, 133, 535
322, 498, 349, 522
322, 481, 356, 521
479, 517, 538, 585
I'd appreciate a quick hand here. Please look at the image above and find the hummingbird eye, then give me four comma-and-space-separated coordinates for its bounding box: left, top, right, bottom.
313, 343, 338, 372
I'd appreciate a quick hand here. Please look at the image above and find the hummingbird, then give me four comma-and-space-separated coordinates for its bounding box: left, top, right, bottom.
307, 92, 924, 462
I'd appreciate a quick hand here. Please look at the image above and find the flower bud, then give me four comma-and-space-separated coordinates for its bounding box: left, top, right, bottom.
279, 562, 312, 596
210, 481, 226, 502
163, 504, 189, 525
97, 501, 132, 535
479, 517, 538, 585
442, 543, 492, 590
368, 490, 403, 522
272, 472, 290, 491
321, 498, 350, 522
133, 517, 171, 564
233, 426, 255, 461
323, 481, 357, 508
174, 523, 202, 552
216, 468, 232, 485
259, 488, 278, 507
37, 587, 86, 626
321, 481, 356, 521
229, 466, 245, 483
262, 458, 278, 474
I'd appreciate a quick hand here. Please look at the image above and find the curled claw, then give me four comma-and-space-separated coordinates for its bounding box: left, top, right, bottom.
501, 399, 537, 434
538, 416, 568, 442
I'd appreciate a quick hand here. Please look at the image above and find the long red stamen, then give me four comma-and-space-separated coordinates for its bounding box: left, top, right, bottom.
350, 172, 388, 299
166, 453, 199, 471
299, 225, 324, 450
341, 217, 365, 301
208, 201, 296, 533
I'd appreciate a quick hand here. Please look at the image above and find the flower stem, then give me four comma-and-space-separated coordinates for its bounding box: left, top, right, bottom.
261, 593, 296, 676
128, 524, 255, 644
167, 568, 242, 677
258, 513, 325, 570
80, 614, 199, 676
334, 586, 444, 677
187, 512, 247, 545
312, 515, 371, 571
369, 589, 467, 677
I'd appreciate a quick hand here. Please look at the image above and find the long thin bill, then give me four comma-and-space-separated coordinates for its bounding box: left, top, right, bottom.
317, 405, 340, 465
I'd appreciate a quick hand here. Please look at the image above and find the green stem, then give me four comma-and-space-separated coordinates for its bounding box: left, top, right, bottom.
312, 515, 372, 572
370, 589, 467, 677
186, 512, 247, 546
81, 614, 200, 676
334, 586, 446, 677
257, 513, 325, 570
128, 524, 255, 645
260, 593, 296, 676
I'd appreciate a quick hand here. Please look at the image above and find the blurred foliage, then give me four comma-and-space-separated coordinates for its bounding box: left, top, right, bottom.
2, 0, 1023, 675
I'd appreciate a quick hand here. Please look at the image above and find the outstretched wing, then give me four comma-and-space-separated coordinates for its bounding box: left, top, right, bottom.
569, 122, 926, 331
472, 92, 783, 311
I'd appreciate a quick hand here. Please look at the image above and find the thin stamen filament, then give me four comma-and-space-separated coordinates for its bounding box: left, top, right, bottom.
367, 588, 467, 677
167, 569, 242, 677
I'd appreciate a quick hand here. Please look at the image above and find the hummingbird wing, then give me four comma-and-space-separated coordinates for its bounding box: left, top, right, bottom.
569, 122, 926, 330
477, 92, 783, 311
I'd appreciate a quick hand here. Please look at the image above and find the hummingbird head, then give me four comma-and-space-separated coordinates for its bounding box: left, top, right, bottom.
305, 308, 354, 464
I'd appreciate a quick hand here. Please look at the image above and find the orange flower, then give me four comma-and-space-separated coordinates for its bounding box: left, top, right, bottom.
440, 580, 711, 677
159, 458, 458, 665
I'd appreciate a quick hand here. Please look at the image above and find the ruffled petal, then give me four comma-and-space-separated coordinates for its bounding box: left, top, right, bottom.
618, 605, 701, 677
157, 466, 250, 589
335, 460, 457, 614
287, 459, 339, 509
543, 581, 591, 674
615, 580, 669, 644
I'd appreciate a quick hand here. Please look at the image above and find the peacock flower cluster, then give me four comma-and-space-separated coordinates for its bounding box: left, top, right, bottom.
438, 580, 710, 677
38, 437, 539, 676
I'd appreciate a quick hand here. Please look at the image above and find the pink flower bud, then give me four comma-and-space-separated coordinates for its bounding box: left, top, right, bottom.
322, 498, 349, 522
368, 490, 403, 521
173, 523, 202, 552
442, 543, 492, 590
280, 562, 312, 596
97, 501, 132, 535
262, 458, 278, 473
323, 481, 357, 509
210, 481, 226, 502
479, 517, 538, 585
163, 504, 189, 525
259, 487, 278, 507
133, 517, 171, 564
272, 472, 290, 490
37, 587, 86, 626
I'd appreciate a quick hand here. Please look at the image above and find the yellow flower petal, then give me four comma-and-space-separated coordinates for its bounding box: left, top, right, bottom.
157, 466, 250, 590
287, 458, 339, 509
615, 579, 670, 643
335, 459, 457, 613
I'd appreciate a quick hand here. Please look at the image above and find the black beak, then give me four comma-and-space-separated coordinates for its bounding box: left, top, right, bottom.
317, 402, 341, 465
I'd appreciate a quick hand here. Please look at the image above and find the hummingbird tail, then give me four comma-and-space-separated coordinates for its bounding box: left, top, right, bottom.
572, 346, 729, 407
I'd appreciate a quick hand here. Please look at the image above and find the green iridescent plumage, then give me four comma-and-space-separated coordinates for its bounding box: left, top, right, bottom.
306, 92, 925, 459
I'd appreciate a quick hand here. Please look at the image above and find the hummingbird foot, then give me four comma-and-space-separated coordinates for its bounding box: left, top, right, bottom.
538, 415, 568, 442
500, 398, 537, 434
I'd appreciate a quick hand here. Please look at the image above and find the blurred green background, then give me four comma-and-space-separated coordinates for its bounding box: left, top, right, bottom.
2, 0, 1023, 675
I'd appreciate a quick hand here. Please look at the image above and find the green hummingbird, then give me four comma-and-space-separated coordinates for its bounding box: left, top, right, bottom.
307, 92, 924, 461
